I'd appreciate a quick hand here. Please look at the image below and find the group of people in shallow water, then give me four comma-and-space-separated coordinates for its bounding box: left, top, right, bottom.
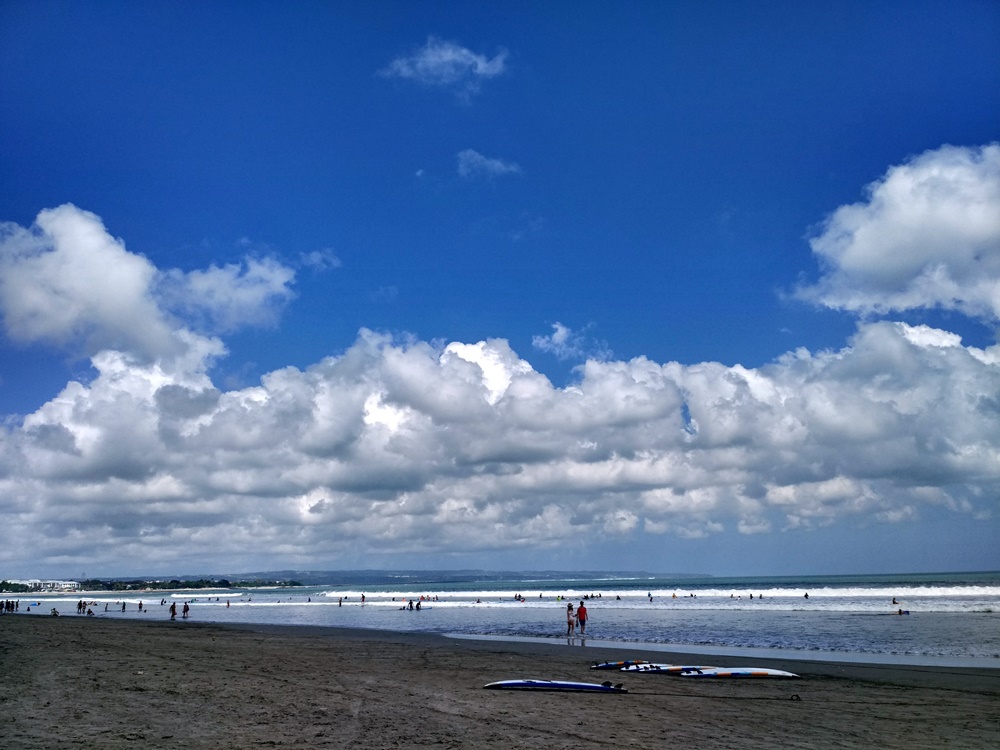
60, 597, 193, 620
1, 599, 60, 615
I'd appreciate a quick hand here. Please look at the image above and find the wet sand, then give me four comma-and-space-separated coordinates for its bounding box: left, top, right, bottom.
1, 615, 998, 749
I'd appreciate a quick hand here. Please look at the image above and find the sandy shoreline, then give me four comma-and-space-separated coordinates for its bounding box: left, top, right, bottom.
2, 616, 998, 749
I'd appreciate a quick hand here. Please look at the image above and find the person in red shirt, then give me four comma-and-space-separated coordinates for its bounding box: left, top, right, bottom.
576, 601, 588, 635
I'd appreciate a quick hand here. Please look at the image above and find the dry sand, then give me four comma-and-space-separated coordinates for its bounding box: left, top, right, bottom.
2, 614, 998, 749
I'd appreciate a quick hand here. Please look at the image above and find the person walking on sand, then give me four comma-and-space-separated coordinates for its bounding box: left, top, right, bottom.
576, 601, 588, 635
566, 603, 576, 636
169, 602, 177, 620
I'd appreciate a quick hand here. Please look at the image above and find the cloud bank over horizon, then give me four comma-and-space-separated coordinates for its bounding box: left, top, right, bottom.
1, 144, 998, 577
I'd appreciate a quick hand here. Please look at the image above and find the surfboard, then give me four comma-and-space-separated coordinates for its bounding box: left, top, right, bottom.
591, 660, 649, 670
679, 668, 800, 679
484, 680, 628, 693
620, 663, 716, 674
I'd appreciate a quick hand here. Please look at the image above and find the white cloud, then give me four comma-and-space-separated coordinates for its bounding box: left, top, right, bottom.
0, 205, 182, 362
532, 322, 611, 362
533, 322, 583, 359
2, 160, 1000, 574
443, 339, 534, 405
0, 205, 296, 370
796, 143, 1000, 319
1, 314, 997, 573
457, 149, 522, 179
300, 248, 342, 272
381, 36, 507, 98
158, 257, 296, 333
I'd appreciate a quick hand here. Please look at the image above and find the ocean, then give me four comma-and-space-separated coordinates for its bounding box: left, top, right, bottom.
14, 571, 1000, 668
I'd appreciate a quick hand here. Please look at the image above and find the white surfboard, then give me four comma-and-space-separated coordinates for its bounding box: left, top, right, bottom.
680, 667, 800, 678
591, 660, 649, 670
621, 663, 716, 673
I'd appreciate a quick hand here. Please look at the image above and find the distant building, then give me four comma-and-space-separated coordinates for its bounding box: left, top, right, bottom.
6, 579, 80, 592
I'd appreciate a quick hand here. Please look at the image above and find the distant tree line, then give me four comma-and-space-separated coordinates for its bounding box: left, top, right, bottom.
76, 578, 303, 591
0, 581, 32, 593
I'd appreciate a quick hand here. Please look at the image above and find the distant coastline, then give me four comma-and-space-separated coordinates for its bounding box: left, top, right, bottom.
5, 568, 999, 594
3, 569, 693, 592
0, 577, 302, 593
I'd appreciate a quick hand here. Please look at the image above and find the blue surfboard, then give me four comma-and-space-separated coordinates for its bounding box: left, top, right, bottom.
484, 679, 628, 693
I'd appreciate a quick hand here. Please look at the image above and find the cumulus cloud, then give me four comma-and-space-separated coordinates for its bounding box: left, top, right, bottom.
457, 149, 522, 179
533, 322, 580, 358
3, 144, 1000, 574
532, 322, 611, 361
1, 314, 998, 573
0, 205, 296, 369
796, 143, 1000, 319
381, 36, 507, 98
158, 257, 296, 333
0, 205, 184, 362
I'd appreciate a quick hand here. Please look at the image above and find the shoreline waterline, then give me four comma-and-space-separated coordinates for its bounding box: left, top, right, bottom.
443, 632, 1000, 669
10, 570, 999, 664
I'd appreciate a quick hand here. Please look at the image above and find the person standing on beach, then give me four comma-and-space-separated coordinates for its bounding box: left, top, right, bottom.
169, 602, 177, 620
576, 601, 588, 635
566, 603, 576, 635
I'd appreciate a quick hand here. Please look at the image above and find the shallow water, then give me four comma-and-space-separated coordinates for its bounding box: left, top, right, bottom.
16, 571, 1000, 667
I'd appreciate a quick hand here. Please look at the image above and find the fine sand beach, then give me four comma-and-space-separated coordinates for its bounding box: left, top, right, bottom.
2, 616, 998, 749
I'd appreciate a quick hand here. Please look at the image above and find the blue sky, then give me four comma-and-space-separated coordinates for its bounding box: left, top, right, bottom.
1, 1, 999, 579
